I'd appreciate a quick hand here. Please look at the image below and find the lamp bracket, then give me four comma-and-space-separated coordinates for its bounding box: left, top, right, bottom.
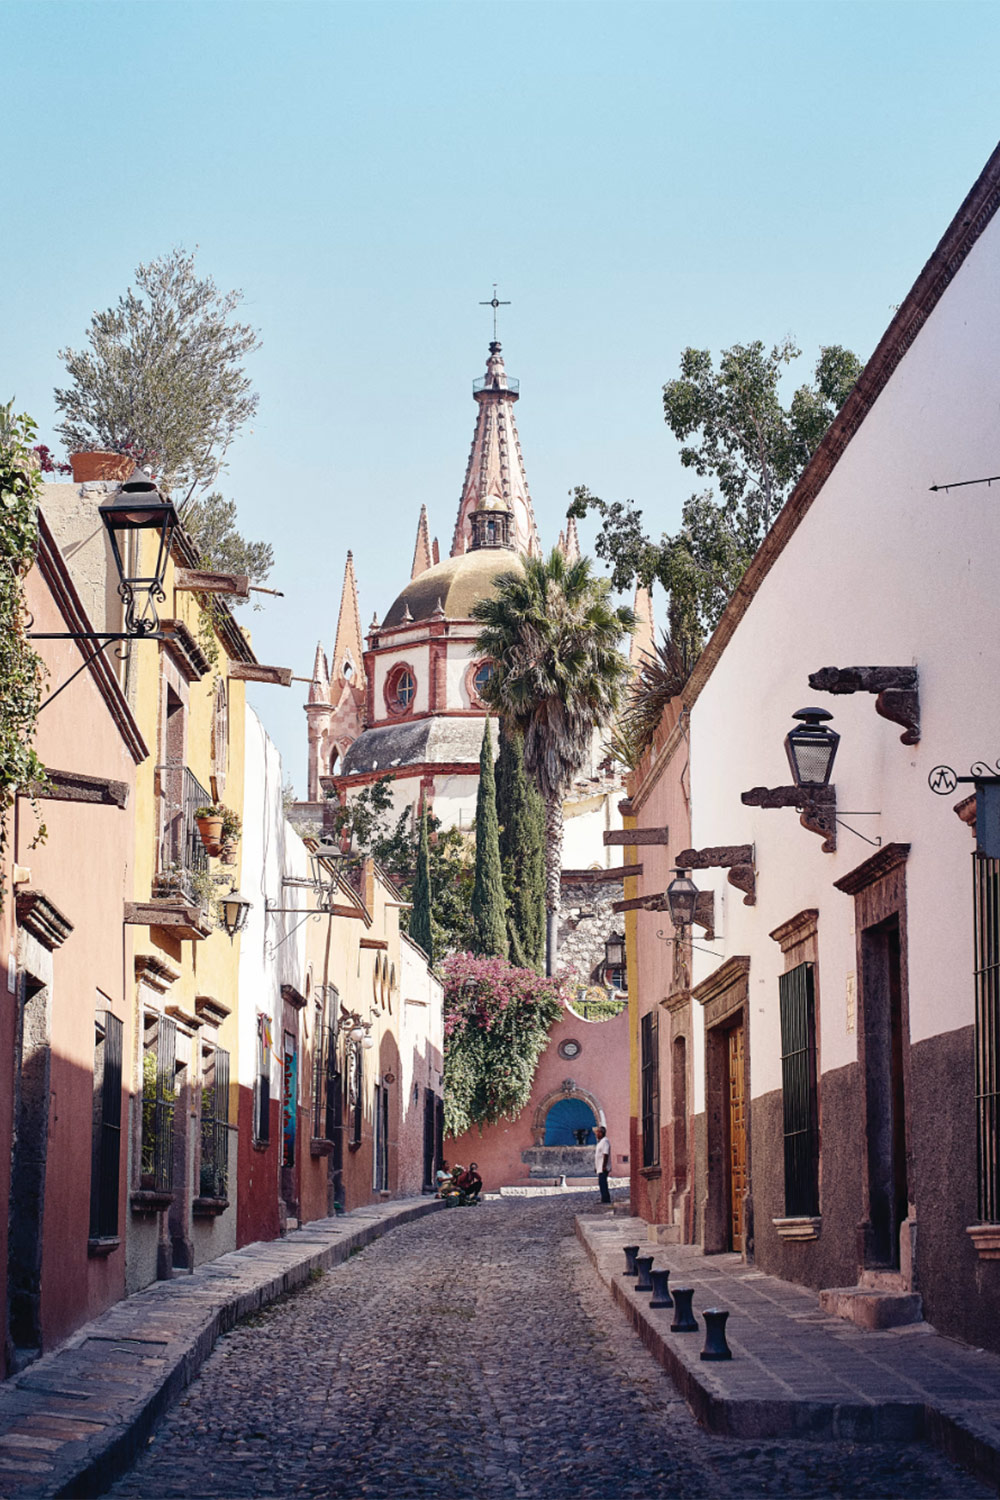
674, 845, 756, 906
741, 785, 837, 854
809, 666, 920, 746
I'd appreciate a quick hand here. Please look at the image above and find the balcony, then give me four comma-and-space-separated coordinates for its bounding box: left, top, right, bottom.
124, 766, 215, 941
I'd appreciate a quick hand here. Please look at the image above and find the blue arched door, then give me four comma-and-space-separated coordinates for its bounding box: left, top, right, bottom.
544, 1097, 597, 1146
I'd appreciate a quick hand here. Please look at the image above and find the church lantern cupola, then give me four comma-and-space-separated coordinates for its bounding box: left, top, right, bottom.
469, 495, 515, 551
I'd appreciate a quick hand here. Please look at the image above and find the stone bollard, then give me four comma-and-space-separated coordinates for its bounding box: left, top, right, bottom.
635, 1254, 654, 1291
649, 1267, 673, 1308
622, 1245, 640, 1277
670, 1287, 698, 1332
700, 1307, 732, 1361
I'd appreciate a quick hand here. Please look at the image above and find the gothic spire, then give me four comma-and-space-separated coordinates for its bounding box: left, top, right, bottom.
410, 504, 433, 580
332, 551, 365, 688
630, 583, 655, 668
450, 343, 541, 559
308, 641, 330, 704
557, 515, 581, 563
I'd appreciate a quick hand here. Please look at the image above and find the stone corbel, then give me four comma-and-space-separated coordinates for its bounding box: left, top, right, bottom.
808, 666, 920, 745
674, 844, 756, 906
741, 785, 837, 853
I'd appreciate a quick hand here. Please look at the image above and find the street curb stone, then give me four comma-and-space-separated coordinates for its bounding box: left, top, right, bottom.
0, 1197, 444, 1499
576, 1214, 1000, 1489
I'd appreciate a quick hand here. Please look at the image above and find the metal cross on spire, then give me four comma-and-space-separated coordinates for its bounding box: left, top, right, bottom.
480, 284, 510, 342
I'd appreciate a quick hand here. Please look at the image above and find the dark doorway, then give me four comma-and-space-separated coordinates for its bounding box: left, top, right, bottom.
861, 916, 908, 1268
423, 1088, 437, 1191
725, 1022, 747, 1253
7, 974, 50, 1370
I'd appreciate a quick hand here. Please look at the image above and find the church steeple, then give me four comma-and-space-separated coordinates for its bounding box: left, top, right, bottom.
410, 504, 433, 579
450, 342, 541, 559
332, 551, 365, 689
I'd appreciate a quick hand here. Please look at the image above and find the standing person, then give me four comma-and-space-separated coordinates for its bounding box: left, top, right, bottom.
594, 1125, 612, 1205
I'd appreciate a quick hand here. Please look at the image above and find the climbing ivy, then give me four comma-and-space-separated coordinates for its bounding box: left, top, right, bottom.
0, 403, 47, 910
441, 952, 567, 1137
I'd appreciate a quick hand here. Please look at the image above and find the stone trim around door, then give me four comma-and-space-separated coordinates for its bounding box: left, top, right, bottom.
694, 957, 751, 1257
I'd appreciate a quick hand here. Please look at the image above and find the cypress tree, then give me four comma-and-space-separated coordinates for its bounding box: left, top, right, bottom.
496, 720, 546, 973
470, 720, 508, 958
410, 807, 434, 964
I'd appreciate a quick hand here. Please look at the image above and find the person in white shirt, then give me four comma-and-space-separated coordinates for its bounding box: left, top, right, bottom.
594, 1126, 611, 1204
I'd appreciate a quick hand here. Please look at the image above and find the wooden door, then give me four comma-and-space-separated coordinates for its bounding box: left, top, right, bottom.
727, 1023, 747, 1252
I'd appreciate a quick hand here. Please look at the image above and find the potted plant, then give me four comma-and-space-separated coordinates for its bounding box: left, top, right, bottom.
219, 805, 241, 865
195, 804, 225, 856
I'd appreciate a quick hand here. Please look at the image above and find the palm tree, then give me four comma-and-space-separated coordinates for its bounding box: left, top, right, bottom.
471, 549, 635, 974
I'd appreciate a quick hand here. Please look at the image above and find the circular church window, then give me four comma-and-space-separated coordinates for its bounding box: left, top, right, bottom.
558, 1038, 582, 1060
385, 664, 416, 714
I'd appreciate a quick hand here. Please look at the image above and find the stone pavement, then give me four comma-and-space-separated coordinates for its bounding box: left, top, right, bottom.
0, 1197, 443, 1499
101, 1192, 985, 1499
577, 1213, 1000, 1489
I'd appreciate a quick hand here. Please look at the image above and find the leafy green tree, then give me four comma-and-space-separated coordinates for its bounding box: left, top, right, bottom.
55, 247, 260, 508
569, 341, 863, 656
409, 809, 434, 963
181, 491, 273, 605
0, 404, 47, 910
496, 720, 546, 972
470, 720, 507, 959
325, 775, 413, 881
472, 549, 635, 974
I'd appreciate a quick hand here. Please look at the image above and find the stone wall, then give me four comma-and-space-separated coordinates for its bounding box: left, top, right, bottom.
558, 874, 626, 989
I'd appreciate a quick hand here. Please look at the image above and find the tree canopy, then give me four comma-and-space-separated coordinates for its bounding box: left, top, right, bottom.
496, 720, 546, 973
470, 720, 508, 958
569, 340, 863, 657
55, 247, 260, 507
472, 548, 635, 972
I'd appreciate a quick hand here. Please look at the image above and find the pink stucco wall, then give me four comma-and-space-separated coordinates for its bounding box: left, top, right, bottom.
445, 1000, 630, 1192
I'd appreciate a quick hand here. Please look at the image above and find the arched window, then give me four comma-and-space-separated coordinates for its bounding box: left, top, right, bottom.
385, 664, 416, 715
211, 679, 228, 793
474, 662, 493, 699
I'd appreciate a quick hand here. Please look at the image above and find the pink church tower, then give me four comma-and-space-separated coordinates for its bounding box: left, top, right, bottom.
450, 342, 541, 560
305, 551, 367, 801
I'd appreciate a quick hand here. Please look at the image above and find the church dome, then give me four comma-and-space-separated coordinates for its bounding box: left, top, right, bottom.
381, 548, 523, 629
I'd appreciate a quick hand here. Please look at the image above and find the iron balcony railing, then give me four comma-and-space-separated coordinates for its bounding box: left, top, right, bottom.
154, 764, 210, 903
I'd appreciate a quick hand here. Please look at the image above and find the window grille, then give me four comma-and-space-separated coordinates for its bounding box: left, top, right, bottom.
90, 1011, 123, 1239
199, 1046, 230, 1200
312, 1017, 326, 1140
141, 1014, 177, 1193
254, 1015, 271, 1145
349, 1045, 363, 1146
640, 1011, 659, 1168
779, 963, 819, 1217
974, 853, 1000, 1222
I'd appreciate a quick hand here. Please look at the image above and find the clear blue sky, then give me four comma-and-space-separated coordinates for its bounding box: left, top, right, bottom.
3, 0, 998, 790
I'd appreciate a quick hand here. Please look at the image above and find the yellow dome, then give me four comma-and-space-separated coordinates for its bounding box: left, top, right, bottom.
382, 549, 524, 628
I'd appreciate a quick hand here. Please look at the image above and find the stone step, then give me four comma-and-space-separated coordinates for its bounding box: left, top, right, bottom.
819, 1284, 924, 1329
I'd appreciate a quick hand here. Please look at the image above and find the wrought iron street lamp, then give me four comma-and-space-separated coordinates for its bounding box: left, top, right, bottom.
665, 868, 699, 929
97, 469, 179, 637
785, 707, 840, 788
604, 932, 625, 971
219, 885, 253, 940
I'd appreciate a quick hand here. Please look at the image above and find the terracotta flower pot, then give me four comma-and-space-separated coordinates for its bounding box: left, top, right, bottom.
69, 450, 134, 484
220, 840, 237, 866
196, 816, 224, 856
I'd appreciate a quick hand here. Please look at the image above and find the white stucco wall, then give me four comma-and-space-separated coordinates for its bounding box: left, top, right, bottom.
372, 641, 431, 718
687, 207, 1000, 1107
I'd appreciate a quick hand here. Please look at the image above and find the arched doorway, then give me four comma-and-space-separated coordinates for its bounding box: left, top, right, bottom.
544, 1097, 597, 1146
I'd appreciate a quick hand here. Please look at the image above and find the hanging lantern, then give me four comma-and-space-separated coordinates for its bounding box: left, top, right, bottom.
785, 707, 840, 788
665, 868, 699, 929
98, 468, 179, 636
219, 886, 252, 940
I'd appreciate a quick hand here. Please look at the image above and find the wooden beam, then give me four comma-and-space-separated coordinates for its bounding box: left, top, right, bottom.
603, 826, 669, 846
612, 893, 668, 914
360, 936, 389, 950
174, 567, 250, 598
228, 663, 293, 687
614, 863, 644, 880
330, 904, 366, 920
29, 769, 129, 810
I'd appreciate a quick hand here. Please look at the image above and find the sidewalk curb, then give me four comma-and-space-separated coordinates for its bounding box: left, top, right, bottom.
576, 1216, 1000, 1489
0, 1198, 444, 1500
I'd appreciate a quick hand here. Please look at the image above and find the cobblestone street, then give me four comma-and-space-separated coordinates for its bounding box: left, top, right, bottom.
105, 1195, 987, 1500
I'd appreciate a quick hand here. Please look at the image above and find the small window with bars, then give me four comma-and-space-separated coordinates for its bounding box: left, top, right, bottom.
254, 1015, 272, 1146
140, 1013, 177, 1193
778, 962, 819, 1217
974, 853, 1000, 1223
349, 1044, 363, 1147
312, 1012, 341, 1143
640, 1011, 660, 1168
90, 1010, 123, 1241
199, 1046, 230, 1201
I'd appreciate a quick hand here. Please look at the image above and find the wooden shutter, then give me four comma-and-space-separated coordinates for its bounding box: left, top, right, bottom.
974, 853, 1000, 1222
90, 1012, 123, 1239
778, 963, 819, 1217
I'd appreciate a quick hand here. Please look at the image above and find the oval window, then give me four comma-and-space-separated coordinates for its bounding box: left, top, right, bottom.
473, 661, 493, 700
395, 669, 414, 708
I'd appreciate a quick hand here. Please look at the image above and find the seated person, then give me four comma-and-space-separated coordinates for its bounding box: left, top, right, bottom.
458, 1162, 483, 1204
435, 1160, 452, 1198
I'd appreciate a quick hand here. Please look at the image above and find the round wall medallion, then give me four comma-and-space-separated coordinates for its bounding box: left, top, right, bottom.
558, 1038, 582, 1059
